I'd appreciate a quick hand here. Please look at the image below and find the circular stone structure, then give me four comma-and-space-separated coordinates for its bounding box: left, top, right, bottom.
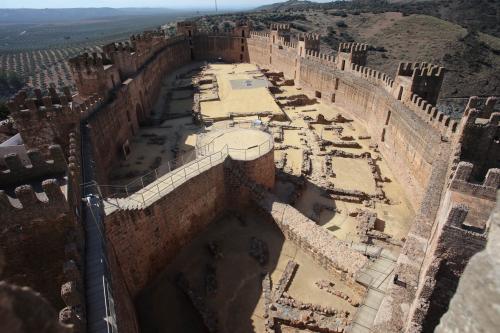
197, 126, 273, 161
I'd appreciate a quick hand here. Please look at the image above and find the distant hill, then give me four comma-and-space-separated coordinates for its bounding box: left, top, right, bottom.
254, 0, 500, 37
256, 0, 317, 12
193, 5, 500, 101
0, 8, 187, 24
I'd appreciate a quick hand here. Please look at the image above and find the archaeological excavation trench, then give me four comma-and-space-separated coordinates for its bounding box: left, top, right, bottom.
98, 61, 419, 333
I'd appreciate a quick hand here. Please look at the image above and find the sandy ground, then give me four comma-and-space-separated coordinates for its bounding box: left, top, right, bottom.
200, 63, 284, 120
273, 83, 414, 244
198, 127, 272, 160
120, 62, 415, 332
136, 209, 357, 333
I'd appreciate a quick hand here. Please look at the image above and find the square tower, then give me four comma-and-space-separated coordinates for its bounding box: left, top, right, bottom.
297, 33, 320, 57
393, 62, 445, 105
270, 23, 291, 44
335, 43, 368, 70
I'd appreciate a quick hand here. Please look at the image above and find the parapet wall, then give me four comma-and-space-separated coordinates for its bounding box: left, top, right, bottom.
0, 180, 78, 312
0, 144, 66, 186
7, 87, 79, 155
450, 162, 500, 200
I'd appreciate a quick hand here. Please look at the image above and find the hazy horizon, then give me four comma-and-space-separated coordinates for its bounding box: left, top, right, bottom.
1, 0, 333, 10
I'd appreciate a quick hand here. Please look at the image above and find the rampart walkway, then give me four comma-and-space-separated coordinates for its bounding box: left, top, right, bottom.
81, 124, 117, 333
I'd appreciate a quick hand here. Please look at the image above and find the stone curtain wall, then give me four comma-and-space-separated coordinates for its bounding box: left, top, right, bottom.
247, 33, 270, 67
299, 58, 442, 207
86, 38, 191, 185
104, 162, 226, 298
193, 35, 250, 63
271, 44, 298, 80
245, 36, 444, 207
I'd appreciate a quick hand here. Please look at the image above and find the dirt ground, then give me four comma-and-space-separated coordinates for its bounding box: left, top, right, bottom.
123, 62, 415, 332
199, 63, 284, 120
136, 208, 357, 333
272, 81, 414, 244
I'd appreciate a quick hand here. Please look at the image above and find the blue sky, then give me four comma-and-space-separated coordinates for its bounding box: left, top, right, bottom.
1, 0, 332, 10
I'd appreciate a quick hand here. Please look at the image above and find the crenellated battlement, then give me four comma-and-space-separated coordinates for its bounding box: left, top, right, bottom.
102, 41, 136, 55
7, 87, 78, 124
0, 144, 67, 186
350, 63, 394, 87
68, 52, 110, 70
0, 178, 69, 217
455, 96, 500, 183
250, 31, 270, 39
7, 86, 73, 114
338, 42, 368, 53
75, 93, 103, 119
397, 62, 445, 78
298, 32, 320, 41
130, 29, 166, 42
270, 23, 290, 32
462, 96, 498, 122
7, 87, 80, 155
405, 93, 459, 137
450, 161, 499, 200
336, 42, 368, 68
393, 62, 445, 105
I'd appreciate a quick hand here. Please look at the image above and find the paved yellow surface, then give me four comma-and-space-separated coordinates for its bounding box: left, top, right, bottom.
200, 63, 284, 120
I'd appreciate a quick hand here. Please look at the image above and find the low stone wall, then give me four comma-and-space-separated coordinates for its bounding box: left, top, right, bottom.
269, 201, 367, 292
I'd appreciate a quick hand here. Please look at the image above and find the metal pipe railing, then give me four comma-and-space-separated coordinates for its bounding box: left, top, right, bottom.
87, 128, 273, 210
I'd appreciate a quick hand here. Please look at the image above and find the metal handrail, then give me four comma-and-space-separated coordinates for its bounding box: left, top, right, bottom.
99, 147, 229, 210
88, 126, 273, 211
